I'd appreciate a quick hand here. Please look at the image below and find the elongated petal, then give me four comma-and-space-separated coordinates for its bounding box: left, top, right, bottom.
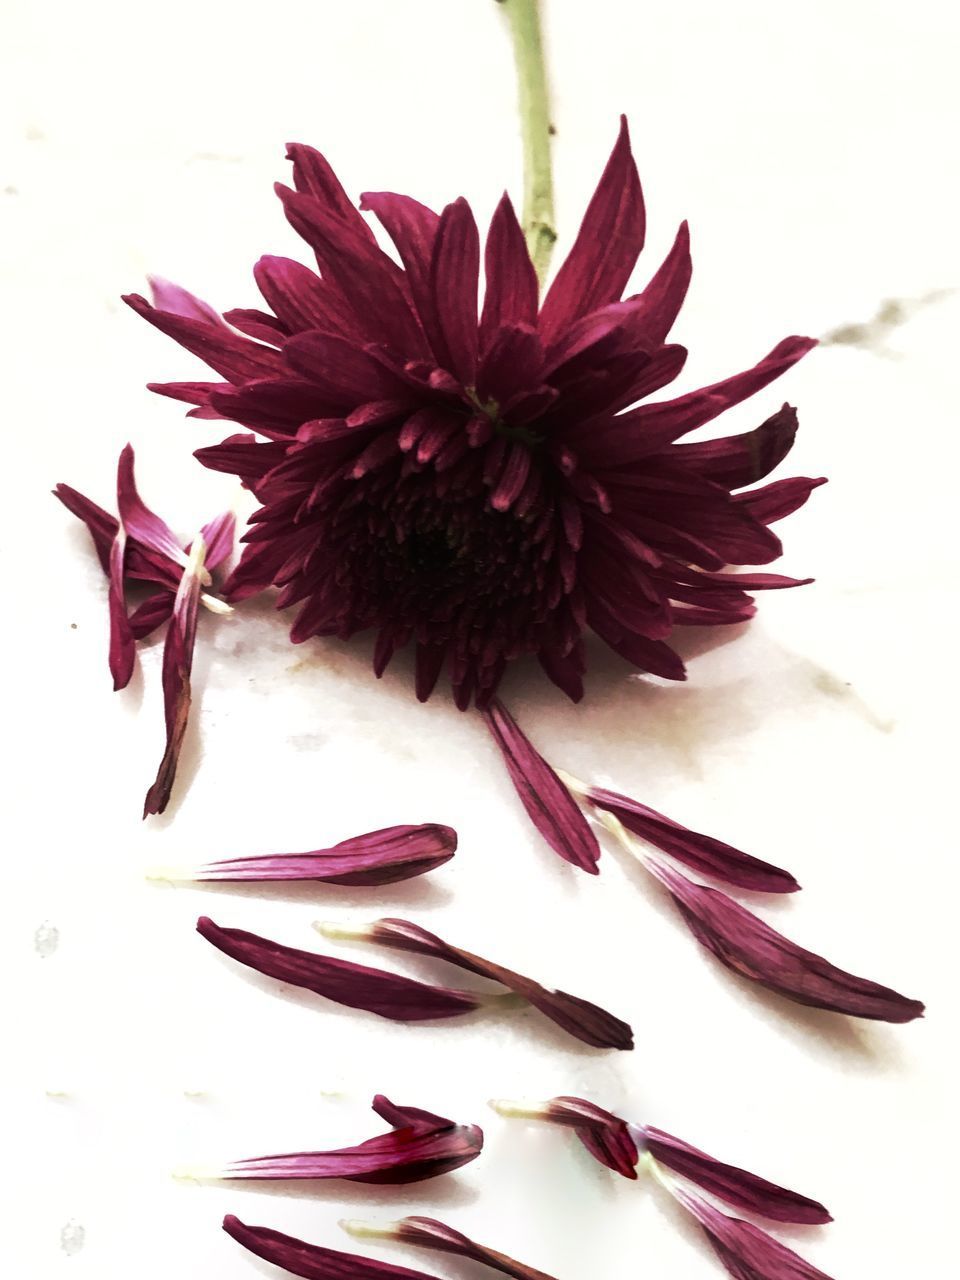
128, 591, 173, 639
483, 699, 601, 874
124, 292, 284, 383
643, 1127, 830, 1224
107, 530, 135, 690
142, 535, 205, 816
116, 444, 188, 571
148, 276, 229, 327
53, 483, 118, 572
431, 198, 480, 383
491, 1096, 639, 1179
219, 1095, 481, 1185
622, 220, 692, 349
480, 193, 539, 347
346, 1217, 557, 1280
197, 917, 484, 1021
737, 476, 827, 524
649, 862, 924, 1022
673, 1191, 835, 1280
224, 1215, 436, 1280
671, 404, 799, 488
539, 117, 645, 343
584, 785, 799, 893
358, 919, 633, 1051
194, 824, 456, 886
359, 192, 444, 358
199, 510, 236, 572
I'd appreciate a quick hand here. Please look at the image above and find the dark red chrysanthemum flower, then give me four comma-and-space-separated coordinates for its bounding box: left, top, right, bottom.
127, 119, 822, 709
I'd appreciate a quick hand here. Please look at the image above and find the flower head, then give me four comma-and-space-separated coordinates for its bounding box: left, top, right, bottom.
54, 446, 234, 814
188, 1094, 481, 1185
129, 120, 820, 709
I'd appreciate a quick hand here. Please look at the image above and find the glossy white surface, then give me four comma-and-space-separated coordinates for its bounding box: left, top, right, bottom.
4, 1, 958, 1276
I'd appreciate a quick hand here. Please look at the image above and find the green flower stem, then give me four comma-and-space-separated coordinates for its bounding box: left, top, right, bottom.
498, 0, 557, 285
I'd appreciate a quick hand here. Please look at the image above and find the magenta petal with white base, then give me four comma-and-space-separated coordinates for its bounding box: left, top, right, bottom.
344, 1216, 557, 1280
218, 1094, 481, 1184
673, 1190, 835, 1280
223, 1215, 436, 1280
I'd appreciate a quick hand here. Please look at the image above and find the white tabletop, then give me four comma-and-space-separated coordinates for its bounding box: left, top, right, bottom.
4, 1, 957, 1276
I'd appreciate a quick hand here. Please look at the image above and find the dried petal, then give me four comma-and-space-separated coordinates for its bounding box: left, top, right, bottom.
347, 919, 633, 1051
673, 1190, 835, 1280
197, 917, 486, 1022
344, 1216, 557, 1280
581, 782, 799, 893
491, 1096, 639, 1179
642, 1127, 830, 1224
223, 1215, 437, 1280
190, 824, 457, 887
483, 700, 601, 874
217, 1095, 481, 1184
650, 861, 924, 1023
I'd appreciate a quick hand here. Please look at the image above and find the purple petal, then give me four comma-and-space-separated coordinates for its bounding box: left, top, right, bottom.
674, 1191, 835, 1280
650, 862, 925, 1023
539, 117, 645, 344
368, 919, 633, 1051
585, 785, 799, 894
53, 483, 118, 573
254, 255, 363, 340
285, 143, 378, 244
431, 198, 481, 384
736, 476, 828, 524
482, 699, 601, 875
359, 192, 444, 359
148, 276, 229, 327
116, 445, 188, 570
196, 917, 483, 1022
643, 1127, 830, 1223
107, 531, 135, 690
195, 824, 457, 886
623, 220, 692, 348
223, 1215, 436, 1280
123, 292, 284, 384
480, 193, 539, 348
128, 591, 174, 640
142, 537, 203, 817
220, 1094, 481, 1185
495, 1096, 639, 1179
389, 1217, 558, 1280
199, 510, 236, 572
671, 404, 799, 488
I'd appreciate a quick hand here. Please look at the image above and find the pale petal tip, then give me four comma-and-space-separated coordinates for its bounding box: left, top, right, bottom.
172, 1164, 221, 1182
339, 1219, 399, 1241
554, 767, 588, 797
145, 865, 197, 883
489, 1098, 548, 1119
313, 920, 376, 942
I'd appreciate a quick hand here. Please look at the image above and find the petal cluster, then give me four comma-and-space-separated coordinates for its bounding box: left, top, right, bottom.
55, 447, 234, 814
213, 1095, 481, 1184
129, 120, 821, 708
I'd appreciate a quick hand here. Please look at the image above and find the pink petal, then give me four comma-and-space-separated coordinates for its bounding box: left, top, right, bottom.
480, 193, 539, 348
585, 785, 799, 893
254, 254, 363, 340
368, 919, 634, 1051
199, 510, 236, 572
53, 483, 118, 573
671, 404, 799, 488
282, 331, 411, 407
649, 862, 924, 1023
674, 1191, 835, 1280
539, 116, 646, 344
389, 1217, 558, 1280
107, 530, 135, 690
623, 220, 692, 348
195, 824, 457, 886
148, 276, 230, 327
285, 143, 378, 244
431, 197, 481, 384
128, 591, 173, 640
223, 1215, 436, 1280
219, 1095, 482, 1184
116, 444, 188, 570
196, 917, 485, 1022
123, 292, 284, 384
534, 1096, 640, 1179
359, 191, 444, 358
482, 699, 601, 874
643, 1127, 830, 1224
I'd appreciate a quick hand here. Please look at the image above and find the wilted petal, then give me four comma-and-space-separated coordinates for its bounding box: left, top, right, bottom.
673, 1190, 835, 1280
350, 919, 633, 1050
53, 483, 118, 572
642, 1127, 830, 1224
216, 1094, 481, 1184
649, 860, 924, 1022
191, 824, 457, 886
142, 533, 205, 817
581, 783, 799, 893
116, 444, 192, 572
128, 591, 174, 640
107, 530, 135, 690
344, 1216, 557, 1280
491, 1096, 639, 1179
199, 509, 236, 572
483, 699, 601, 875
197, 916, 487, 1022
223, 1215, 437, 1280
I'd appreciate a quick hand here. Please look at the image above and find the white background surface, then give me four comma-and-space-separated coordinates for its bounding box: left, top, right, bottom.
3, 1, 959, 1276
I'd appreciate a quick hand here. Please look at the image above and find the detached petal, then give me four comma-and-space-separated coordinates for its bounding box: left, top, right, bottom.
483, 699, 601, 874
493, 1096, 639, 1179
53, 483, 118, 572
345, 1217, 557, 1280
643, 1127, 830, 1224
142, 533, 205, 816
193, 824, 457, 886
671, 404, 799, 488
218, 1095, 481, 1185
649, 861, 924, 1022
584, 784, 799, 893
107, 530, 135, 690
673, 1191, 835, 1280
199, 510, 236, 572
360, 919, 633, 1050
223, 1215, 437, 1280
116, 445, 190, 572
197, 917, 485, 1022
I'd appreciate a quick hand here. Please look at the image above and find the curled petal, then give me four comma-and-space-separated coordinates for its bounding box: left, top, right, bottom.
223, 1215, 436, 1280
492, 1096, 639, 1179
192, 824, 457, 886
671, 404, 799, 488
642, 1127, 830, 1224
128, 591, 174, 640
737, 476, 827, 524
199, 510, 236, 572
53, 483, 118, 571
673, 1191, 835, 1280
218, 1094, 481, 1185
116, 444, 191, 573
583, 784, 799, 893
123, 292, 284, 384
483, 699, 601, 875
344, 1216, 557, 1280
148, 276, 229, 327
649, 861, 924, 1023
107, 530, 135, 690
197, 917, 486, 1022
356, 919, 633, 1051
